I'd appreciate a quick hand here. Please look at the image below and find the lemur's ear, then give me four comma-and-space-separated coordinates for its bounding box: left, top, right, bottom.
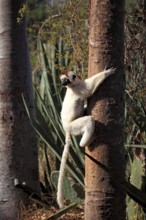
59, 69, 69, 77
60, 69, 81, 80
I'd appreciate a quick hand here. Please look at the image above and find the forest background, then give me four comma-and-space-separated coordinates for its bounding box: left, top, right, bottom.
19, 0, 146, 219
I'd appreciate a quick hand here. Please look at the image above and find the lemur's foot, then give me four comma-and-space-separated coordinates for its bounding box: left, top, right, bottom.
79, 135, 96, 148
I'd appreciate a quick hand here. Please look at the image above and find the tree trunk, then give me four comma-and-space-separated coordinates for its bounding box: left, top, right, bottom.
85, 1, 126, 220
0, 1, 39, 219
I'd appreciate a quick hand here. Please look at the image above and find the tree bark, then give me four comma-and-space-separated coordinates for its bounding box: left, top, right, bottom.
0, 1, 39, 219
85, 1, 126, 219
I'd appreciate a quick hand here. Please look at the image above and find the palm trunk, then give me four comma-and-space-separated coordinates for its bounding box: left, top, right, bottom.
85, 1, 126, 219
0, 1, 39, 219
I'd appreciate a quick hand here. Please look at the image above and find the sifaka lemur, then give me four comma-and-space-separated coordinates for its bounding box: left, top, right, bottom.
57, 67, 115, 208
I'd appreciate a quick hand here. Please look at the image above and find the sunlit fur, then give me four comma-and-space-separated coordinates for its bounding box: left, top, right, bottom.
57, 67, 115, 209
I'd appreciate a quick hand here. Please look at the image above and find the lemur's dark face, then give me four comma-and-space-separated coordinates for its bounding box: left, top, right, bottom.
60, 70, 77, 87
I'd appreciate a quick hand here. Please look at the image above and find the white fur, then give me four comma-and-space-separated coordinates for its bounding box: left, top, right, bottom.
57, 68, 115, 208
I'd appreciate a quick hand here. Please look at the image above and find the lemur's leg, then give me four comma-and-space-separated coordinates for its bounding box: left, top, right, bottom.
69, 116, 95, 147
79, 116, 95, 147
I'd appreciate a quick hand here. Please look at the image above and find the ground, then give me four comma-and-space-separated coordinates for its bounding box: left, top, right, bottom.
21, 204, 84, 220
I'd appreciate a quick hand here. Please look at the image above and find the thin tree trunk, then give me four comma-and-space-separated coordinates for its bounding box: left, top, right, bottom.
0, 1, 39, 219
85, 1, 126, 219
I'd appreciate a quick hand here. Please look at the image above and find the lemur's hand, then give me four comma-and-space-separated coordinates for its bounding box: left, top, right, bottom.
104, 67, 116, 75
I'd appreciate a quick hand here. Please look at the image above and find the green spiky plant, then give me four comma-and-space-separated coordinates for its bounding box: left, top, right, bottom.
33, 39, 85, 204
26, 1, 89, 216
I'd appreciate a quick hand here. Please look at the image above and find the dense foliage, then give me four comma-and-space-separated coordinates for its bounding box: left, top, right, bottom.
27, 0, 88, 72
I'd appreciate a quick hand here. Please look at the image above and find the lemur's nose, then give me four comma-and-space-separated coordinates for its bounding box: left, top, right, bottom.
60, 78, 71, 86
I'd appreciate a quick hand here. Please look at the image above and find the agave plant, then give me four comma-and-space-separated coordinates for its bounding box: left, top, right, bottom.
30, 39, 85, 206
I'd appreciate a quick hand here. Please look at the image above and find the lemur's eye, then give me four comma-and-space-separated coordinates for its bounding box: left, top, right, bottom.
72, 75, 76, 80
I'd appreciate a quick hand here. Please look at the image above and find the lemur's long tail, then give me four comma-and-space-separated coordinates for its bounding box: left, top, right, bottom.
57, 141, 70, 209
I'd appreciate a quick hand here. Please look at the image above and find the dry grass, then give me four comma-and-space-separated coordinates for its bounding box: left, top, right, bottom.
20, 203, 84, 220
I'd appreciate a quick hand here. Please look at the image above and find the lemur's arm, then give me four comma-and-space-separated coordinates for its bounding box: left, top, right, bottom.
84, 68, 115, 97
